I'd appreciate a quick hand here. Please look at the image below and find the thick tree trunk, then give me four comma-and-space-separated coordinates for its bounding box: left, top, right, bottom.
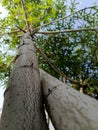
40, 69, 98, 130
0, 33, 49, 130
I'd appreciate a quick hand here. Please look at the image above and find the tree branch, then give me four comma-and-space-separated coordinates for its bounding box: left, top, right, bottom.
34, 5, 98, 30
0, 6, 97, 36
37, 28, 97, 35
34, 44, 80, 85
21, 0, 30, 31
0, 30, 20, 37
0, 27, 97, 37
15, 25, 26, 33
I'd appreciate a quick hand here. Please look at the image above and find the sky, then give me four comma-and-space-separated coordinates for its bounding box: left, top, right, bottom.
0, 0, 98, 129
0, 4, 7, 110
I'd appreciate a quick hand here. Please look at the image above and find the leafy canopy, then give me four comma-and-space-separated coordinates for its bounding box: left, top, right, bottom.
0, 0, 98, 96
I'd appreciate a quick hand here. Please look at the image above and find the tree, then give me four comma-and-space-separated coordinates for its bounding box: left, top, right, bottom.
0, 0, 98, 130
0, 0, 98, 93
0, 32, 49, 130
40, 69, 98, 130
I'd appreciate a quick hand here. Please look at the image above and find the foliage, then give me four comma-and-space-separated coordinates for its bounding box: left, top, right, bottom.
0, 0, 98, 96
37, 1, 98, 94
0, 0, 56, 83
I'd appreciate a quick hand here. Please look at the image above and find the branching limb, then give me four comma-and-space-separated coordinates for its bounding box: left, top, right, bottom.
15, 25, 26, 33
21, 0, 30, 31
0, 5, 97, 37
37, 28, 97, 35
34, 6, 98, 30
0, 30, 20, 37
0, 27, 97, 37
34, 44, 80, 85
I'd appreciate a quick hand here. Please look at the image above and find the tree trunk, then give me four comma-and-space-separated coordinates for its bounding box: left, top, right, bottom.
0, 33, 49, 130
40, 69, 98, 130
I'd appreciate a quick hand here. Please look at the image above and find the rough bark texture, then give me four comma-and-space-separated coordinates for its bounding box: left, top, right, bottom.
0, 33, 49, 130
40, 69, 98, 130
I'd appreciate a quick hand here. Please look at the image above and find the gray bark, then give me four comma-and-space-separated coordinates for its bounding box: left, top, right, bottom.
0, 33, 49, 130
40, 69, 98, 130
